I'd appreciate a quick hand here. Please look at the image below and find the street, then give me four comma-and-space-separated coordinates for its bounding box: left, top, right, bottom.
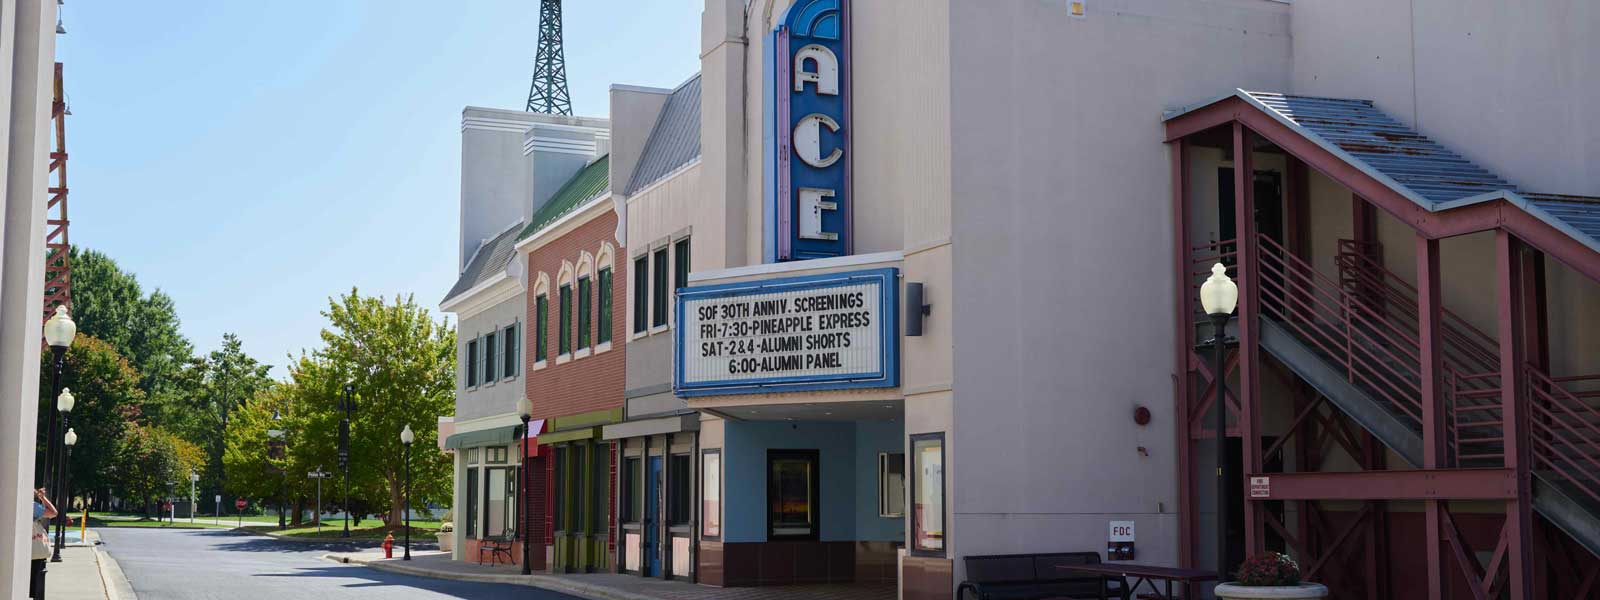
98, 528, 580, 599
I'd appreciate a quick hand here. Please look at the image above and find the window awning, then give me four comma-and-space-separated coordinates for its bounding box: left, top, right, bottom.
443, 425, 520, 450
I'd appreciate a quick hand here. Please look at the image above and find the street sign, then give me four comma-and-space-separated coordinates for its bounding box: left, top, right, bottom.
1250, 476, 1271, 498
235, 498, 247, 511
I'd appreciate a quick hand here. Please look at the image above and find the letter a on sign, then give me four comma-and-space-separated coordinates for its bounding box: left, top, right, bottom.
767, 0, 851, 262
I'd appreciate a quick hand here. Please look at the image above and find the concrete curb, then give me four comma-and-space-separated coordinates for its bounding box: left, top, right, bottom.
94, 545, 138, 600
322, 553, 657, 600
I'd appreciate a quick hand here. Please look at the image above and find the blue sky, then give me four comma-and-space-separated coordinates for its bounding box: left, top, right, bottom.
56, 1, 702, 376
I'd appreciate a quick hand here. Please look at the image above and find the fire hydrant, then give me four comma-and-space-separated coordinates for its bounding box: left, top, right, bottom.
383, 533, 395, 559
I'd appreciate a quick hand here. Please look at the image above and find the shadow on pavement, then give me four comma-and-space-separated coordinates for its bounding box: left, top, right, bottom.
193, 529, 438, 554
256, 564, 575, 599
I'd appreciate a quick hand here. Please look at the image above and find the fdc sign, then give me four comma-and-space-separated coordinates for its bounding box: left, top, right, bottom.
767, 0, 852, 262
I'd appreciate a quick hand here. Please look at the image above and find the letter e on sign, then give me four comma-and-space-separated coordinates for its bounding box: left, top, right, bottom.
1250, 476, 1270, 498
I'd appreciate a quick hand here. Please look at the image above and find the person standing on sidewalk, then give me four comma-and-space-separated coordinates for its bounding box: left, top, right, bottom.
30, 487, 58, 599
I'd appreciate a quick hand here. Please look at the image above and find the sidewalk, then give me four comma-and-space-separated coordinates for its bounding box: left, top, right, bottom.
324, 550, 894, 600
42, 531, 137, 600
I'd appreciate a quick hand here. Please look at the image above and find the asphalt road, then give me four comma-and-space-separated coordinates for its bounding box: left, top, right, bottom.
98, 527, 581, 599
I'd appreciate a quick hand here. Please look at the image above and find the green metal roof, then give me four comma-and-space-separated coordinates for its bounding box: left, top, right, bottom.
518, 154, 610, 242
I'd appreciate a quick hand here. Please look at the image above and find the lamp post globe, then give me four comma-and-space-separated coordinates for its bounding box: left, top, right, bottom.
57, 388, 74, 413
400, 424, 414, 560
43, 305, 77, 348
518, 395, 533, 574
64, 428, 76, 447
1199, 262, 1238, 583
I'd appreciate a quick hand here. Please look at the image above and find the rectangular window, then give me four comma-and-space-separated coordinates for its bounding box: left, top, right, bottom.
465, 466, 479, 537
622, 456, 641, 523
632, 256, 648, 334
485, 467, 512, 537
879, 452, 906, 518
578, 276, 592, 350
651, 248, 669, 328
701, 450, 721, 539
535, 295, 548, 362
503, 324, 518, 378
466, 448, 481, 465
559, 284, 573, 355
767, 449, 819, 540
552, 446, 566, 532
668, 453, 691, 526
483, 331, 497, 383
486, 446, 508, 464
673, 237, 690, 293
597, 268, 613, 345
911, 433, 946, 555
466, 340, 479, 387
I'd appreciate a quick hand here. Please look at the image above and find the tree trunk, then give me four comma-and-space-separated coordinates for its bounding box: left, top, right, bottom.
291, 496, 305, 527
388, 476, 404, 529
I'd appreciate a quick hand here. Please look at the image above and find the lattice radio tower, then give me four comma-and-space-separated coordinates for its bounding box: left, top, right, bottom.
43, 62, 71, 323
526, 0, 572, 115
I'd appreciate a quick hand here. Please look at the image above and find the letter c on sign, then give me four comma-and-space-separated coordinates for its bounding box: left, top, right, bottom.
794, 113, 843, 169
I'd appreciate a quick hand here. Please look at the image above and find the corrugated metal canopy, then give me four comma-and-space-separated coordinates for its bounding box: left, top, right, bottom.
441, 221, 524, 305
1165, 90, 1600, 256
625, 74, 702, 195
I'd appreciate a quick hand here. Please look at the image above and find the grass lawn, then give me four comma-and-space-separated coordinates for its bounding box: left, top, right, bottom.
241, 520, 443, 540
85, 516, 234, 529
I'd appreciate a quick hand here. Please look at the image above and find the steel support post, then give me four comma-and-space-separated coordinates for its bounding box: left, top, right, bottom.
1496, 231, 1534, 600
1231, 122, 1264, 558
1170, 138, 1195, 568
1416, 235, 1447, 600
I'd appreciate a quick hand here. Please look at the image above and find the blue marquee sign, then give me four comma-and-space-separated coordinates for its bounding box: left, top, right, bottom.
765, 0, 852, 262
675, 268, 899, 397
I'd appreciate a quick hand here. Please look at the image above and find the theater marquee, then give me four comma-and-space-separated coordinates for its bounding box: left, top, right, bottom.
675, 268, 899, 397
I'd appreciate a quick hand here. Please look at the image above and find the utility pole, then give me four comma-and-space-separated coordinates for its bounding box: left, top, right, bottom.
340, 384, 354, 537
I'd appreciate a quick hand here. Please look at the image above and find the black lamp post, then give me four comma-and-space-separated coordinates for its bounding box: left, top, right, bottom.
518, 395, 533, 575
268, 410, 286, 530
50, 390, 76, 562
340, 384, 354, 538
400, 424, 414, 560
1200, 262, 1239, 583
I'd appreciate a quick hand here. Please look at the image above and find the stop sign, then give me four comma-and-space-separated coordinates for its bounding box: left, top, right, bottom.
235, 498, 247, 511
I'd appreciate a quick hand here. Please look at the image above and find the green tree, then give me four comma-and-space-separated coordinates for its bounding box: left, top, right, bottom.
64, 246, 194, 397
196, 334, 273, 512
42, 335, 147, 507
318, 290, 454, 527
110, 424, 195, 514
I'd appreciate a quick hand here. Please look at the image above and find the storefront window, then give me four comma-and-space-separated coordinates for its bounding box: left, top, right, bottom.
485, 467, 512, 537
912, 433, 945, 555
669, 453, 691, 525
465, 466, 479, 537
767, 449, 819, 540
552, 446, 566, 532
622, 456, 641, 523
879, 452, 905, 518
701, 450, 720, 538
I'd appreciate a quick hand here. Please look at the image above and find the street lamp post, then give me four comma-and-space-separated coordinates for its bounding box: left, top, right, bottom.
518, 396, 533, 575
400, 424, 414, 560
268, 410, 286, 530
51, 389, 76, 562
190, 471, 199, 523
54, 428, 77, 562
339, 384, 354, 538
1200, 262, 1240, 583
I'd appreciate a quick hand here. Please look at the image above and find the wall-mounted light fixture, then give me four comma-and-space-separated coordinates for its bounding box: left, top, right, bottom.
905, 282, 932, 337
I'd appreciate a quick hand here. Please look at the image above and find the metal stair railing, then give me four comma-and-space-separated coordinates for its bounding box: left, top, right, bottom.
1529, 370, 1600, 508
1254, 234, 1425, 430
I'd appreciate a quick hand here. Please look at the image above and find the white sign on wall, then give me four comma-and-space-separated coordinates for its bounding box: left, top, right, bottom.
675, 268, 899, 396
1110, 521, 1135, 542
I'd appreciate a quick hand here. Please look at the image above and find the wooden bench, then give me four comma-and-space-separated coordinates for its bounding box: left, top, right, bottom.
957, 552, 1121, 600
477, 530, 515, 566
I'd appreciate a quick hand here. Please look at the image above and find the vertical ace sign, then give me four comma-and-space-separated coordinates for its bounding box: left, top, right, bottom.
767, 0, 852, 261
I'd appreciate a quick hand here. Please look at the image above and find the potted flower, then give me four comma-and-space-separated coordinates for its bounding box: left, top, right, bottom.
1215, 552, 1328, 599
436, 520, 454, 552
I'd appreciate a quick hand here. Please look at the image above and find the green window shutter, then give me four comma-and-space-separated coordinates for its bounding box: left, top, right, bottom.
598, 268, 613, 345
632, 257, 648, 333
559, 284, 572, 355
578, 276, 592, 350
467, 339, 478, 386
535, 296, 548, 362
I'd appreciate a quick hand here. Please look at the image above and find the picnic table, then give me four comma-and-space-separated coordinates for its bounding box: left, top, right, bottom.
1056, 562, 1217, 600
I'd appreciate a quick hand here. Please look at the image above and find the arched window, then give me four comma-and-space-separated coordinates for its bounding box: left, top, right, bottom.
557, 261, 575, 361
532, 272, 551, 367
